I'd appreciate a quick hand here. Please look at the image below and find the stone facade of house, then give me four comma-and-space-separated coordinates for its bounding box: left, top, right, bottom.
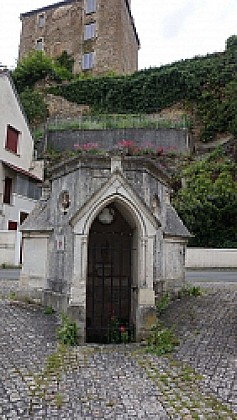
19, 0, 139, 75
20, 155, 191, 343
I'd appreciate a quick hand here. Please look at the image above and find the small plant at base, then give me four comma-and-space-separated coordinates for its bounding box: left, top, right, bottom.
146, 321, 179, 356
156, 292, 171, 316
9, 291, 17, 301
120, 325, 129, 344
177, 285, 202, 299
108, 316, 120, 343
54, 392, 64, 409
56, 313, 79, 346
43, 306, 55, 315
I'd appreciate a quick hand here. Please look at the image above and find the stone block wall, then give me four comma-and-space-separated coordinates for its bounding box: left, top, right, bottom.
19, 0, 139, 76
45, 127, 190, 154
19, 1, 84, 65
45, 94, 90, 118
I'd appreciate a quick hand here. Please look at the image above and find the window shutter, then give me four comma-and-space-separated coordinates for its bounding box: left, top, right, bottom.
8, 221, 17, 230
6, 125, 19, 154
86, 0, 96, 14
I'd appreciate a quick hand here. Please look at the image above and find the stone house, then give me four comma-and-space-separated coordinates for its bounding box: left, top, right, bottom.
19, 0, 140, 75
20, 154, 191, 342
0, 70, 43, 265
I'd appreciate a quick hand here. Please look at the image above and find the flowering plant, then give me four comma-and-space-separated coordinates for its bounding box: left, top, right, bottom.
108, 316, 130, 344
73, 142, 100, 154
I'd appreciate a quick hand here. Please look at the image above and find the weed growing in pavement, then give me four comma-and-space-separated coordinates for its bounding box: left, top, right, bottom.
54, 392, 64, 409
8, 292, 40, 305
26, 343, 80, 413
9, 291, 17, 300
156, 292, 171, 316
135, 355, 234, 418
146, 321, 179, 356
56, 313, 79, 346
177, 285, 202, 299
43, 306, 55, 315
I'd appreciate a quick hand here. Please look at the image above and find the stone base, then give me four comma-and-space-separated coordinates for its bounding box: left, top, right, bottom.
67, 305, 86, 342
42, 290, 68, 312
162, 277, 186, 296
136, 304, 157, 341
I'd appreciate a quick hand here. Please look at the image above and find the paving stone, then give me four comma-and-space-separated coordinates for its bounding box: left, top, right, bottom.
0, 286, 236, 418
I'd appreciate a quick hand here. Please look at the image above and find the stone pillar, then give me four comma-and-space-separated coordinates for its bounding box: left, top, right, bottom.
135, 235, 157, 340
69, 234, 88, 341
136, 288, 156, 341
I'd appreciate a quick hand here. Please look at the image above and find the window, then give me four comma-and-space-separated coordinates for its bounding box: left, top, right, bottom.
8, 221, 17, 230
3, 177, 13, 204
38, 13, 45, 28
5, 125, 19, 154
84, 22, 96, 40
85, 0, 96, 14
15, 174, 41, 200
82, 52, 94, 70
36, 38, 44, 51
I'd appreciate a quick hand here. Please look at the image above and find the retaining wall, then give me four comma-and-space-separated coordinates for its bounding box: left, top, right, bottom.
45, 127, 190, 154
186, 248, 237, 268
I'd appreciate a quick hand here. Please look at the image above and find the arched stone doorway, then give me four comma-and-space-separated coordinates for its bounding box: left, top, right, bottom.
70, 172, 158, 342
86, 204, 134, 343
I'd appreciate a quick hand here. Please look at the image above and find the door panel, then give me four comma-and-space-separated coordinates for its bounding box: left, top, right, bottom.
86, 206, 133, 343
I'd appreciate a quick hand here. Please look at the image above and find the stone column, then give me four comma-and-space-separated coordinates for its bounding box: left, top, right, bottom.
136, 235, 156, 340
68, 234, 88, 341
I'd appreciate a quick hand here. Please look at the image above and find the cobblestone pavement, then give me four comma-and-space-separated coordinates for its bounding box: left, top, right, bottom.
0, 286, 236, 419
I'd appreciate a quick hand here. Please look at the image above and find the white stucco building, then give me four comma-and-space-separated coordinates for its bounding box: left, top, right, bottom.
0, 70, 43, 265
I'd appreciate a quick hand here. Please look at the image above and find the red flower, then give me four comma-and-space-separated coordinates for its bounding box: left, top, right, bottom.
120, 325, 126, 332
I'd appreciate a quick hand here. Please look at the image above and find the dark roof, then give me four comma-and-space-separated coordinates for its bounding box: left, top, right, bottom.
124, 0, 140, 47
164, 205, 192, 238
20, 0, 76, 18
20, 0, 140, 47
2, 161, 42, 182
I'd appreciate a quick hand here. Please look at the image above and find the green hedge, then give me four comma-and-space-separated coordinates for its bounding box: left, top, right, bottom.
48, 36, 237, 142
48, 67, 192, 114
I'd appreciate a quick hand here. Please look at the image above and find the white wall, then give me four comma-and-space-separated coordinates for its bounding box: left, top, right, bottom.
185, 248, 237, 268
0, 231, 17, 265
0, 73, 34, 172
2, 193, 38, 229
20, 234, 49, 290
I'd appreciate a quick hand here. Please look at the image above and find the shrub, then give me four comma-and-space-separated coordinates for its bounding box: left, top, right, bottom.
56, 313, 79, 346
156, 293, 171, 316
146, 322, 179, 356
20, 88, 48, 125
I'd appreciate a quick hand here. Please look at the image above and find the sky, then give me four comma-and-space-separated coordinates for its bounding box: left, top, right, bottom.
0, 0, 237, 70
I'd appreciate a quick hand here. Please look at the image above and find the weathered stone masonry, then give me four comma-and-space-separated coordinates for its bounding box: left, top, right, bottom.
19, 0, 140, 75
20, 155, 191, 342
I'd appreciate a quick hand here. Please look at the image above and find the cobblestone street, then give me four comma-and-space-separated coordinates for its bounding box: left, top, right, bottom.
0, 285, 236, 419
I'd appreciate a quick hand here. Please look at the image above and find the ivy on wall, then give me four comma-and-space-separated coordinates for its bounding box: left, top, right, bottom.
48, 36, 237, 142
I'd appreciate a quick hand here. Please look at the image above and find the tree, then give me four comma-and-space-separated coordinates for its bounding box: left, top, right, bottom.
19, 88, 48, 125
173, 148, 237, 247
12, 51, 54, 92
12, 51, 73, 93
